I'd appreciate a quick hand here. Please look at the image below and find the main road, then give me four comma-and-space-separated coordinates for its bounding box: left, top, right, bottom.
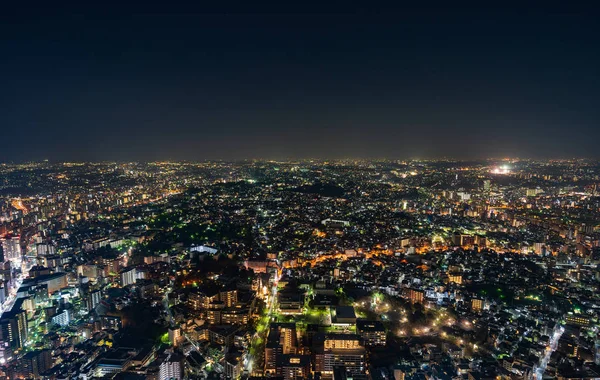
244, 276, 278, 377
533, 324, 564, 379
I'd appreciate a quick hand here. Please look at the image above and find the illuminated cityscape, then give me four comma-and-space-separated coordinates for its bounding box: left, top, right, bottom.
1, 3, 599, 379
0, 160, 597, 378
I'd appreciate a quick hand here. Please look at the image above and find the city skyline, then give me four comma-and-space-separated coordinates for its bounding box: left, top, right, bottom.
0, 159, 599, 378
3, 157, 600, 165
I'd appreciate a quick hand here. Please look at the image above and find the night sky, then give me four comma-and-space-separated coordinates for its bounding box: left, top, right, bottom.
1, 3, 599, 162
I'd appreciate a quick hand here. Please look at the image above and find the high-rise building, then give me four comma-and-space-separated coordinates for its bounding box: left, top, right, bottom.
17, 349, 52, 379
120, 267, 137, 287
276, 354, 311, 380
356, 319, 386, 346
36, 243, 55, 257
322, 333, 366, 376
168, 326, 181, 347
224, 353, 244, 380
159, 353, 183, 380
448, 274, 462, 285
206, 325, 239, 347
21, 272, 68, 295
0, 298, 28, 351
188, 291, 218, 311
221, 306, 250, 325
86, 290, 102, 312
52, 309, 71, 327
471, 298, 483, 312
265, 323, 297, 374
219, 288, 238, 307
408, 289, 424, 304
1, 236, 21, 263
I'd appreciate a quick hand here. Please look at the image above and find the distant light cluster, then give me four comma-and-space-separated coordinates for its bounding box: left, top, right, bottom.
490, 165, 511, 175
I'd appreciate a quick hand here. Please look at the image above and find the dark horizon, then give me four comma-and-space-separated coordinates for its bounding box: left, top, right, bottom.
1, 3, 599, 162
4, 156, 600, 165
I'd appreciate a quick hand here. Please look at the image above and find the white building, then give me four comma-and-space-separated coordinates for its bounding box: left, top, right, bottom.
190, 245, 218, 254
120, 267, 137, 287
52, 309, 71, 327
1, 237, 21, 262
87, 290, 102, 311
159, 353, 183, 380
36, 243, 55, 256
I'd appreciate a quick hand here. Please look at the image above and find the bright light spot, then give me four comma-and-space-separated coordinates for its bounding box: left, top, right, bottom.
491, 166, 510, 175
